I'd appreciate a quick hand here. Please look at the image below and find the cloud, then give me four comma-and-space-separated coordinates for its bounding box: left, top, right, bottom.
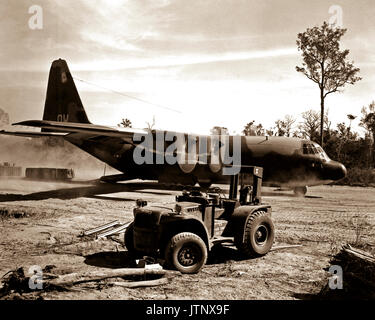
1, 0, 375, 136
71, 47, 297, 71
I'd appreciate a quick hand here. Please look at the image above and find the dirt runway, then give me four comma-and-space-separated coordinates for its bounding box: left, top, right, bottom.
0, 178, 374, 300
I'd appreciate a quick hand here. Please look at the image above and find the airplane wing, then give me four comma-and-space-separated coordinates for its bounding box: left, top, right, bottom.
2, 120, 149, 144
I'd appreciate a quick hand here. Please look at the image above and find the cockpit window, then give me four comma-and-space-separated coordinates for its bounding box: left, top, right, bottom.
314, 143, 330, 161
302, 142, 330, 161
303, 143, 316, 155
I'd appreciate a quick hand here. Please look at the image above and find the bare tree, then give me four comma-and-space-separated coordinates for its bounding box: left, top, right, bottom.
360, 101, 375, 167
243, 121, 256, 136
210, 126, 229, 135
243, 121, 264, 136
146, 116, 155, 131
296, 21, 361, 147
254, 124, 265, 136
274, 115, 296, 137
298, 110, 321, 141
265, 128, 276, 136
117, 118, 132, 128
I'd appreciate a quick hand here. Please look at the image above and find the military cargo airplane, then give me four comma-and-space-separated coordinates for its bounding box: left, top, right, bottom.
0, 59, 347, 196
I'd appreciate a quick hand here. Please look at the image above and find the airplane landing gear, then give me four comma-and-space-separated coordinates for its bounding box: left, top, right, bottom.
293, 186, 307, 197
198, 181, 212, 189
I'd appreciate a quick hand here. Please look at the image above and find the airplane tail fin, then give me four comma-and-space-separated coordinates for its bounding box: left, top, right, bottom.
42, 59, 90, 128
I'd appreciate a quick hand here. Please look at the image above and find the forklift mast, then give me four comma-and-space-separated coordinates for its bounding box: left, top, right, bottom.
228, 166, 263, 205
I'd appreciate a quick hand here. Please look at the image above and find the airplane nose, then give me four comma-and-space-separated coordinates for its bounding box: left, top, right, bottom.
324, 161, 347, 180
338, 163, 347, 180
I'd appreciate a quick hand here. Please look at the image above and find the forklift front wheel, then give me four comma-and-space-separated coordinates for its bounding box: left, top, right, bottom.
164, 232, 207, 274
236, 210, 275, 257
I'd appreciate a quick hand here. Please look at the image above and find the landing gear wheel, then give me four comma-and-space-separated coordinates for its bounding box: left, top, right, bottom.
164, 232, 207, 274
198, 181, 212, 189
236, 210, 275, 257
294, 186, 307, 197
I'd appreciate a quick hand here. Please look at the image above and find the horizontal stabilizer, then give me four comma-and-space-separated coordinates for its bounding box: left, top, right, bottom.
0, 130, 67, 138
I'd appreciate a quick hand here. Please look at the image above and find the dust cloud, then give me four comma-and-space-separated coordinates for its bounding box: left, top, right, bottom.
0, 135, 119, 182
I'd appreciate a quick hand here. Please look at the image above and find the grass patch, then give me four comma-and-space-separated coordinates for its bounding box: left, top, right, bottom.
0, 208, 31, 219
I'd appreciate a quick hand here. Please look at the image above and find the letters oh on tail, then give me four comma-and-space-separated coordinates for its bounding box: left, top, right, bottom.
42, 59, 90, 131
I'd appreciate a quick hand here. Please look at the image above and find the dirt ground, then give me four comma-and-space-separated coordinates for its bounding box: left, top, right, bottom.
0, 177, 374, 300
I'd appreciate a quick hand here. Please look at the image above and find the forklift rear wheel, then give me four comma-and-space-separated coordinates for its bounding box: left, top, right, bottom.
124, 222, 140, 256
164, 232, 207, 274
236, 210, 275, 257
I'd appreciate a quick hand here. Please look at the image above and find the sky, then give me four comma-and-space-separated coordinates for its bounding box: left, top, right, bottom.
1, 0, 375, 135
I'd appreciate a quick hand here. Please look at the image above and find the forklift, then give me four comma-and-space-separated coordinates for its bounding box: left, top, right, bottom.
124, 166, 275, 274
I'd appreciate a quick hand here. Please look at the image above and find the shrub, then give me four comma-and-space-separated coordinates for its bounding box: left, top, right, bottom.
334, 167, 375, 187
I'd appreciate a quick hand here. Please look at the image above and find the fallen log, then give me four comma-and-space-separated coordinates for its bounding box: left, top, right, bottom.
343, 244, 375, 263
1, 266, 176, 297
107, 277, 170, 288
47, 268, 176, 287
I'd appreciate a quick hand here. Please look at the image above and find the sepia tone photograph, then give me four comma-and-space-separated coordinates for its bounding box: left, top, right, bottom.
0, 0, 374, 309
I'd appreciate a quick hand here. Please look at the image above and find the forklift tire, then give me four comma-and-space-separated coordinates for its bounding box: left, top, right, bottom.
236, 210, 275, 257
164, 232, 207, 274
124, 222, 139, 256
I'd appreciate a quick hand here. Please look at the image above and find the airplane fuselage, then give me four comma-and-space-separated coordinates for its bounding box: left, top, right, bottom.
64, 131, 346, 188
